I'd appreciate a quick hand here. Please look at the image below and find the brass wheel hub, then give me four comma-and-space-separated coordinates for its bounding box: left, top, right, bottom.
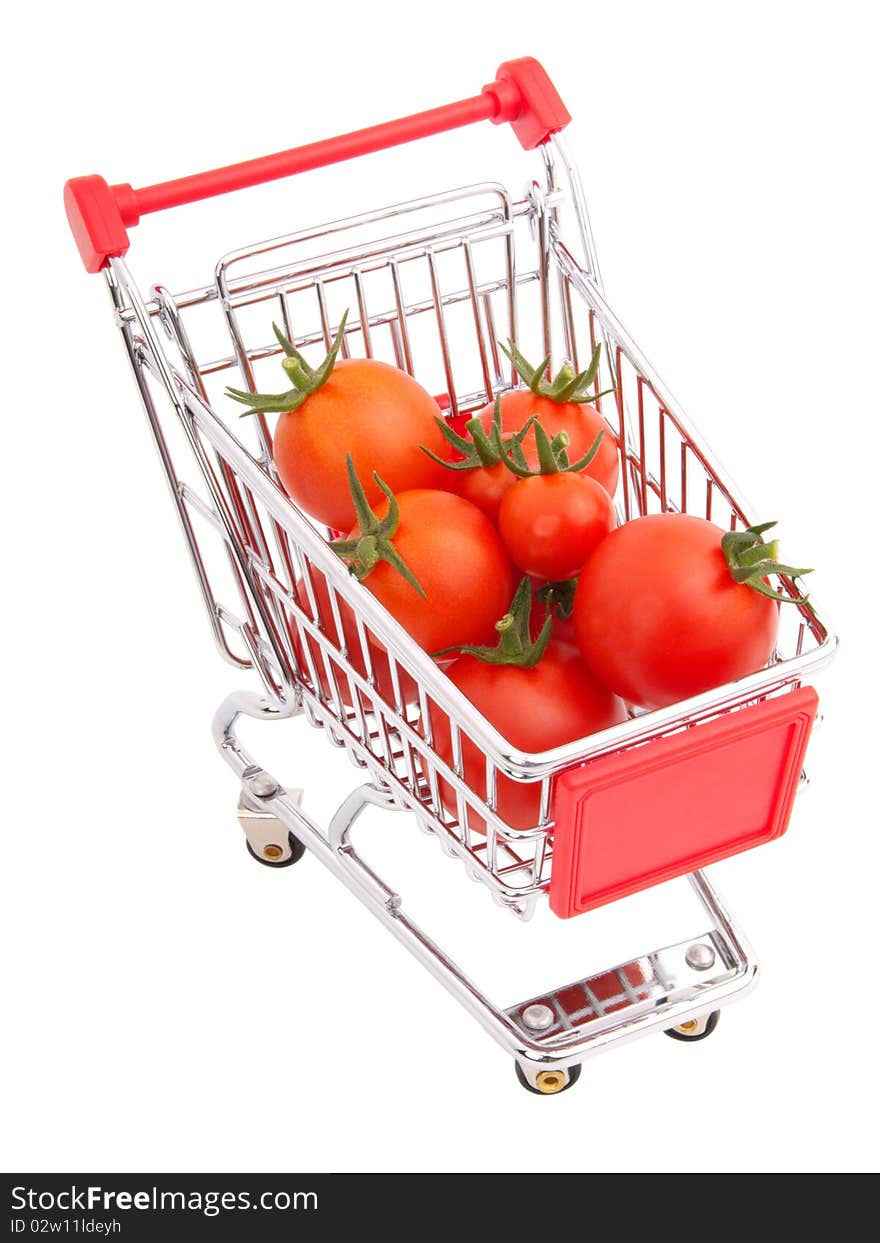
534, 1070, 568, 1094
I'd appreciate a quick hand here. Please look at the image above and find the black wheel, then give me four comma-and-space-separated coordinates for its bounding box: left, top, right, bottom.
246, 831, 306, 868
515, 1062, 582, 1095
664, 1010, 721, 1042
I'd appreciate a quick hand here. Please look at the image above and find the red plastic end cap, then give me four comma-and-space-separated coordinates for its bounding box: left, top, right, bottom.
487, 57, 572, 149
64, 175, 131, 273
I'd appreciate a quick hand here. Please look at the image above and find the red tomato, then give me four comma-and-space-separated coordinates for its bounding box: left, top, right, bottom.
573, 513, 781, 709
452, 461, 517, 522
498, 473, 616, 581
424, 397, 527, 521
548, 614, 578, 647
341, 489, 515, 653
272, 360, 450, 529
473, 390, 619, 497
432, 642, 626, 832
228, 324, 450, 530
291, 571, 418, 710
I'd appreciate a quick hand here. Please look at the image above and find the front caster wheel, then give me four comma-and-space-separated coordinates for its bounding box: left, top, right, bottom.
515, 1062, 581, 1095
664, 1010, 720, 1042
246, 831, 306, 868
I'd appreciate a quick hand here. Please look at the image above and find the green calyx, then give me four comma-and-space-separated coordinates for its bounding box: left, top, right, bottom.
225, 311, 349, 416
501, 338, 616, 406
329, 455, 426, 598
433, 578, 551, 667
721, 521, 813, 603
500, 416, 604, 478
536, 578, 578, 621
420, 395, 535, 473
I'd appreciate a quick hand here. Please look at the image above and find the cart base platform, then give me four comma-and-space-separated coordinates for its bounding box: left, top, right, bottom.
219, 691, 758, 1093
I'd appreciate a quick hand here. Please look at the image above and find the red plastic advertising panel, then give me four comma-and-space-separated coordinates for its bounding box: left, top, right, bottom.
549, 686, 819, 918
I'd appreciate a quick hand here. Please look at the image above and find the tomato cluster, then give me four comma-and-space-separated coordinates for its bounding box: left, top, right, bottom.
230, 323, 811, 833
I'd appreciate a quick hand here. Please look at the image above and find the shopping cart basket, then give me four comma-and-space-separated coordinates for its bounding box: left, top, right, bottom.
65, 58, 836, 1093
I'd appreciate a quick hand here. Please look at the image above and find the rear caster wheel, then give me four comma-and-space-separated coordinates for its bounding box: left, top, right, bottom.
664, 1010, 720, 1042
246, 831, 306, 868
515, 1062, 581, 1095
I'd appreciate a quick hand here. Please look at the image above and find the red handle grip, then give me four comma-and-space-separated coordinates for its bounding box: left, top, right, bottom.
64, 57, 570, 273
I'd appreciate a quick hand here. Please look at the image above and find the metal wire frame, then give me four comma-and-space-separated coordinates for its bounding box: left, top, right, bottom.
104, 153, 837, 918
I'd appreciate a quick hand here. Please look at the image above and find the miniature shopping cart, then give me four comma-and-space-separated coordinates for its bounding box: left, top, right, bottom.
65, 58, 836, 1093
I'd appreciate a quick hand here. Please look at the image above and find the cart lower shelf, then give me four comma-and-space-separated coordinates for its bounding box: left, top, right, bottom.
216, 690, 758, 1094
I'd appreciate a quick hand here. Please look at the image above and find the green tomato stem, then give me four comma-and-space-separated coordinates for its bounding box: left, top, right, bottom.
225, 311, 349, 416
721, 522, 813, 604
499, 338, 615, 406
419, 394, 535, 474
498, 416, 604, 479
432, 578, 552, 667
329, 455, 426, 599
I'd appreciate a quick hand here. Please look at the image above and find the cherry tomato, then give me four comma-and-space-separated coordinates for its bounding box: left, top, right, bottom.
425, 396, 528, 521
498, 473, 616, 581
432, 641, 626, 831
228, 321, 450, 530
473, 390, 619, 497
452, 461, 517, 522
341, 489, 516, 653
573, 513, 782, 709
273, 360, 450, 530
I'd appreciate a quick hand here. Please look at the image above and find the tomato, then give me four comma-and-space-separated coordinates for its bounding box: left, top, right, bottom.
432, 640, 626, 832
337, 486, 515, 654
572, 514, 805, 709
455, 343, 620, 497
271, 359, 450, 531
477, 390, 619, 497
547, 613, 578, 647
290, 570, 418, 710
496, 342, 618, 492
452, 461, 515, 521
499, 472, 616, 580
421, 396, 529, 522
228, 319, 449, 530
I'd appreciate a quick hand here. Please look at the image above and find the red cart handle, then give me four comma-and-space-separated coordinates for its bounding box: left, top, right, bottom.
64, 57, 570, 273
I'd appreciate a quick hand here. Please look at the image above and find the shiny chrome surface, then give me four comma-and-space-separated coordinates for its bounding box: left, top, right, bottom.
686, 942, 717, 972
505, 917, 751, 1053
522, 1003, 556, 1032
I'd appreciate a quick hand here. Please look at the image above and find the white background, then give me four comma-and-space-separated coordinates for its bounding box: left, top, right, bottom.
2, 0, 877, 1174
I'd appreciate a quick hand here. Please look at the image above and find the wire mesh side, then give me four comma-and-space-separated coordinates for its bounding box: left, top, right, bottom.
547, 236, 829, 667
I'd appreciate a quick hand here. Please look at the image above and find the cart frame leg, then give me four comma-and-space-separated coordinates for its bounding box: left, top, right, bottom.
214, 691, 760, 1077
